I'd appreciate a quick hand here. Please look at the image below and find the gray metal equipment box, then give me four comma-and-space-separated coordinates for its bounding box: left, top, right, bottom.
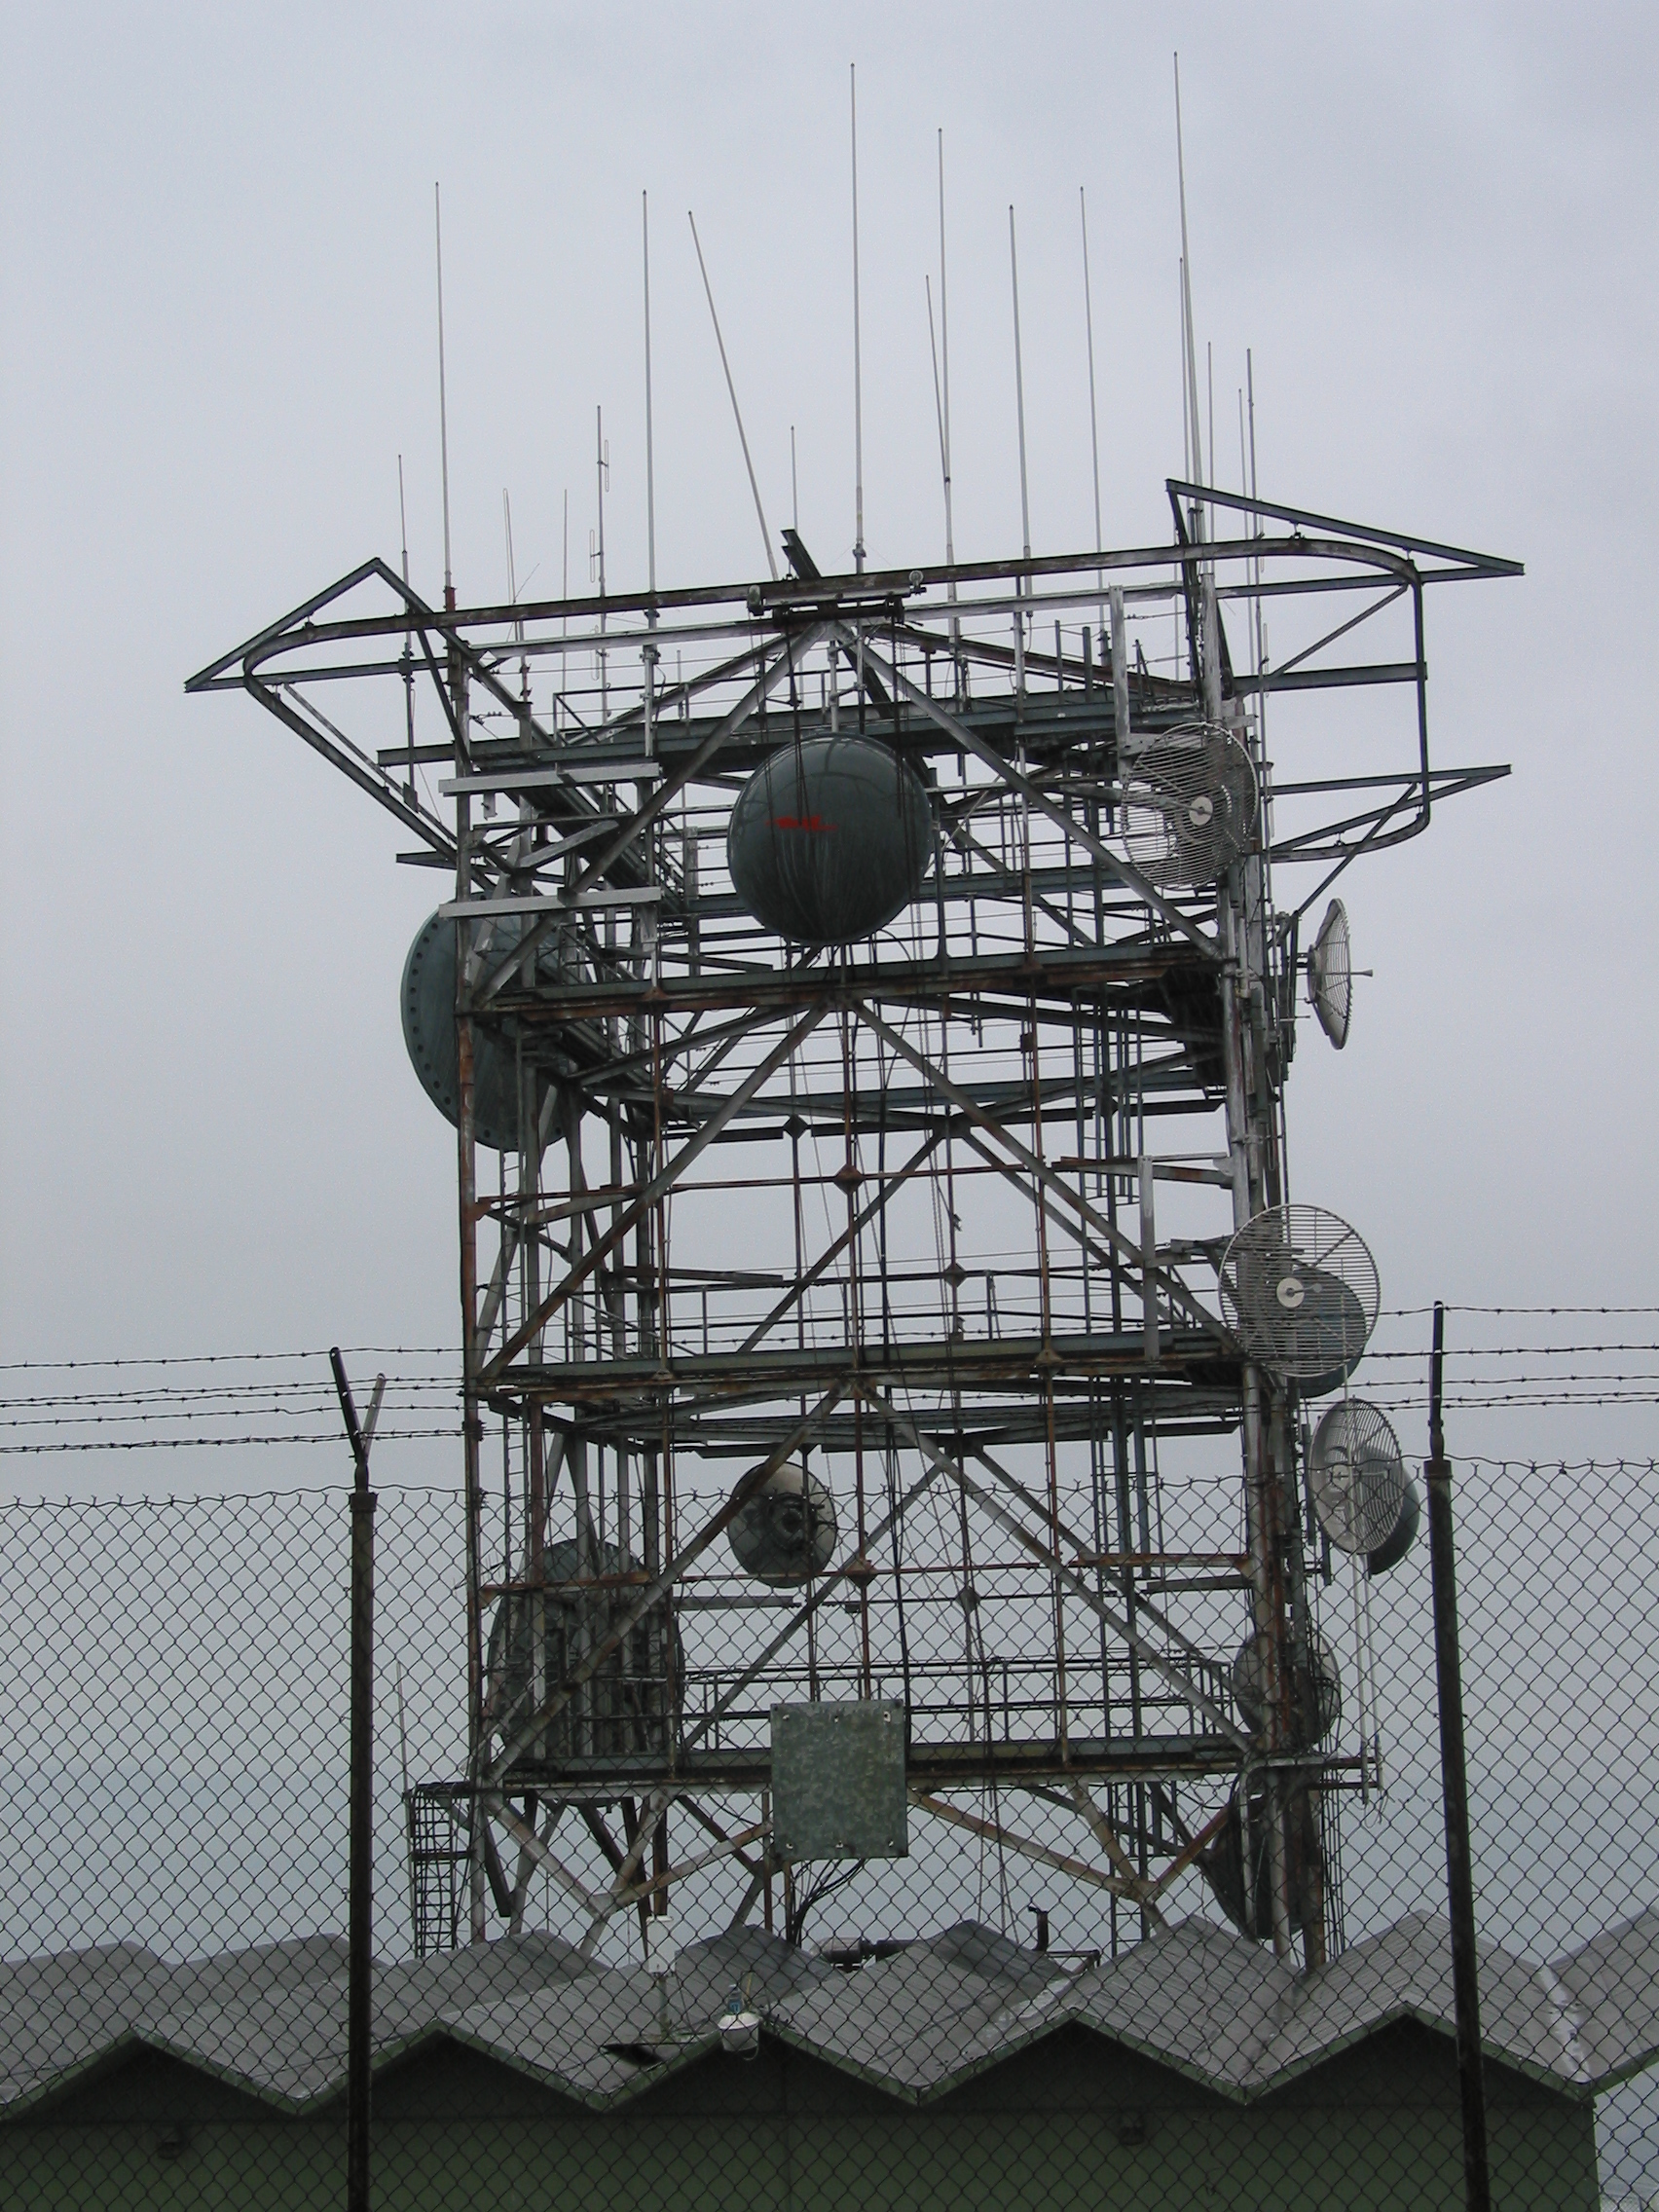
770, 1699, 908, 1863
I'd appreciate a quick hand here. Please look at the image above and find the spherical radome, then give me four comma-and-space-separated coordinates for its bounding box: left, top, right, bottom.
726, 733, 934, 945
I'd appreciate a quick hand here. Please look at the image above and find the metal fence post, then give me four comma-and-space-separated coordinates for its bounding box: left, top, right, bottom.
1425, 1301, 1490, 2212
333, 1349, 385, 2212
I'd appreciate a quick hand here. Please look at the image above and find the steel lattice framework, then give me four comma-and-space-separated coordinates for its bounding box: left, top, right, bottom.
189, 481, 1518, 1969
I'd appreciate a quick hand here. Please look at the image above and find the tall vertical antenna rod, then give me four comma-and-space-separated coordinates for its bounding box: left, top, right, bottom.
559, 488, 569, 727
434, 183, 455, 611
1009, 205, 1031, 561
1180, 262, 1190, 482
936, 130, 956, 580
850, 62, 866, 571
502, 489, 527, 700
925, 278, 949, 540
397, 455, 415, 800
595, 406, 607, 599
791, 425, 798, 533
1247, 349, 1266, 682
1080, 186, 1103, 554
642, 191, 657, 597
687, 211, 777, 580
1173, 56, 1204, 525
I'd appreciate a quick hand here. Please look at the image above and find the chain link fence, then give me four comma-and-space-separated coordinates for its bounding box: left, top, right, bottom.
0, 1461, 1653, 2208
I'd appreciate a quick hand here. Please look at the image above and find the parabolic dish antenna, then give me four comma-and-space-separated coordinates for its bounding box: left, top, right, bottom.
1232, 1628, 1342, 1744
1121, 723, 1257, 889
1217, 1203, 1380, 1384
1308, 1399, 1407, 1554
1309, 898, 1352, 1049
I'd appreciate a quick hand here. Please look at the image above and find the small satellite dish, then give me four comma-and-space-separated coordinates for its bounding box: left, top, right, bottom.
1121, 722, 1257, 889
728, 1463, 838, 1584
1309, 1401, 1407, 1554
1232, 1628, 1341, 1744
1217, 1204, 1380, 1383
1308, 899, 1351, 1049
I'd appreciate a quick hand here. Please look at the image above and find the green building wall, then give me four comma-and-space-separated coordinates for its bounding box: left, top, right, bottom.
0, 2019, 1598, 2211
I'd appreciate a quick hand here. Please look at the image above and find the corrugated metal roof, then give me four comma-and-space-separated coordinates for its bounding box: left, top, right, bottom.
1, 1909, 1651, 2118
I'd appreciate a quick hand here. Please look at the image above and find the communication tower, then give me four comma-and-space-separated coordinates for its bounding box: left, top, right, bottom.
191, 443, 1516, 1967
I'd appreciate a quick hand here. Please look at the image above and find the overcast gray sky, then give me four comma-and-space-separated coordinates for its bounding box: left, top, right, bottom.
2, 1, 1656, 1488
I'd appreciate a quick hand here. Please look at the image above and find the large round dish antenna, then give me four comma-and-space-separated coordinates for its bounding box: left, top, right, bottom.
1309, 898, 1352, 1049
1309, 1400, 1407, 1554
726, 733, 934, 945
1217, 1204, 1380, 1382
402, 911, 548, 1154
1121, 723, 1257, 889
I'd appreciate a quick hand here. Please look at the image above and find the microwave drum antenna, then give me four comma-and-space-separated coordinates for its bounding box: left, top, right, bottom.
1309, 1399, 1407, 1555
1120, 723, 1257, 889
1217, 1203, 1380, 1383
402, 910, 550, 1154
1309, 898, 1352, 1049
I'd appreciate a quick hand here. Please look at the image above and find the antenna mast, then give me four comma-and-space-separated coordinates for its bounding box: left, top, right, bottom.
1173, 56, 1204, 533
434, 182, 455, 611
643, 190, 657, 598
1009, 206, 1031, 561
1080, 187, 1103, 555
935, 132, 956, 577
851, 62, 866, 572
396, 455, 415, 802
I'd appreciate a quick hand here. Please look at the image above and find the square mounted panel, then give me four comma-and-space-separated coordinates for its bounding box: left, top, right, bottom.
770, 1700, 907, 1863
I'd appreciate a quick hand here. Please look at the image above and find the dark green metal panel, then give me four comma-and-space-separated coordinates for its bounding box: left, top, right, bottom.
770, 1699, 908, 1862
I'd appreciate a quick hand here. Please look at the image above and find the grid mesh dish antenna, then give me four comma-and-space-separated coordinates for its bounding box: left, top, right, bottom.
1309, 1399, 1406, 1554
1217, 1203, 1380, 1382
1309, 897, 1351, 1048
1121, 722, 1257, 888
